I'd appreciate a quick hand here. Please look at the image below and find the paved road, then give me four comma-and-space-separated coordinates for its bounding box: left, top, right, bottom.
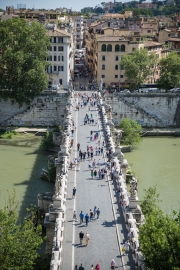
61, 92, 136, 270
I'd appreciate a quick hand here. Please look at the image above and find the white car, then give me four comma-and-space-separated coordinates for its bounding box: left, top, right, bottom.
169, 88, 180, 92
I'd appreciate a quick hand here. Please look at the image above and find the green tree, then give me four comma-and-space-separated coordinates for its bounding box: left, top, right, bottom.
119, 118, 142, 147
0, 18, 50, 106
139, 186, 161, 217
120, 48, 157, 90
0, 194, 43, 270
157, 52, 180, 90
139, 210, 180, 270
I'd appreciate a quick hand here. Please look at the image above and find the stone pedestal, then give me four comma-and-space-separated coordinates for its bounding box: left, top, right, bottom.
129, 196, 139, 209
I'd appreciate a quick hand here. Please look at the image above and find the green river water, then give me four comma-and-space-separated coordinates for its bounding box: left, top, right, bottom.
0, 136, 54, 220
125, 137, 180, 214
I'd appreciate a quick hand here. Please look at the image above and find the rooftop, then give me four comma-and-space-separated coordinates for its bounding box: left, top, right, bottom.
47, 29, 71, 37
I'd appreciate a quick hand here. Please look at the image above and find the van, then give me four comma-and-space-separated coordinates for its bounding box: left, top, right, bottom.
51, 85, 59, 91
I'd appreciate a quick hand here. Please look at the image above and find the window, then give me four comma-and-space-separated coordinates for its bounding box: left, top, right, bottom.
102, 75, 105, 78
54, 46, 56, 51
58, 46, 63, 51
120, 75, 123, 78
121, 44, 125, 52
102, 64, 105, 70
115, 56, 119, 61
54, 37, 56, 43
62, 56, 64, 61
101, 44, 106, 51
58, 66, 64, 71
147, 30, 151, 33
115, 44, 120, 52
107, 44, 112, 51
58, 37, 63, 43
115, 75, 118, 78
49, 46, 52, 51
58, 56, 61, 61
54, 66, 57, 71
102, 55, 106, 61
54, 55, 57, 61
48, 55, 52, 61
59, 79, 62, 85
115, 65, 118, 70
132, 47, 135, 51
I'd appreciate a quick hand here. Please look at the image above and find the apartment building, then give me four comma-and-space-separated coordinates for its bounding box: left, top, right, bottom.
85, 25, 164, 88
47, 28, 74, 88
73, 15, 84, 49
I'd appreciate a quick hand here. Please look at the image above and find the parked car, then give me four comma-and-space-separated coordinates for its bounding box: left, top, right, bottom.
169, 88, 180, 92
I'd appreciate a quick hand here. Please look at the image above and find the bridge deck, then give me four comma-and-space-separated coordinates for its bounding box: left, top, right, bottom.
60, 92, 136, 270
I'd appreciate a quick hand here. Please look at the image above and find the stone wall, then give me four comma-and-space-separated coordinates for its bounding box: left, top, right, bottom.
0, 92, 69, 127
104, 93, 180, 127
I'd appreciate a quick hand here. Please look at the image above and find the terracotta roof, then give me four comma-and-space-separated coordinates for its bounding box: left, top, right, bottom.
96, 35, 129, 42
102, 14, 125, 18
47, 29, 71, 37
143, 41, 162, 47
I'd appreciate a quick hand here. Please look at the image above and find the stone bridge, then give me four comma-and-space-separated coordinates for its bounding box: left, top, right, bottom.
38, 90, 145, 270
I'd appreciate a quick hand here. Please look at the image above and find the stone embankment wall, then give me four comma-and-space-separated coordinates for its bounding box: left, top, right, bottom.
105, 93, 180, 127
0, 92, 68, 127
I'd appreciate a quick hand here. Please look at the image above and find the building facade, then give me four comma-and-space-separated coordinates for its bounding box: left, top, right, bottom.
47, 29, 74, 89
73, 15, 84, 49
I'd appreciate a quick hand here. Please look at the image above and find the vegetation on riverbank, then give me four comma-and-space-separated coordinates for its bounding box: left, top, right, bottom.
0, 130, 35, 139
139, 187, 180, 269
0, 193, 44, 270
41, 131, 54, 150
118, 118, 142, 147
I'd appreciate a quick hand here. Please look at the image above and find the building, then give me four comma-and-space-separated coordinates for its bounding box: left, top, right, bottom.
135, 3, 157, 9
46, 28, 74, 89
85, 24, 165, 88
73, 15, 84, 49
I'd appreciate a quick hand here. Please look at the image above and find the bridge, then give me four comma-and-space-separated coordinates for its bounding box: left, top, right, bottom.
38, 90, 144, 270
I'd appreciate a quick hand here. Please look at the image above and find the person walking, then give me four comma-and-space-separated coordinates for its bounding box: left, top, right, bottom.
110, 259, 116, 269
91, 265, 94, 270
85, 213, 90, 226
79, 211, 84, 224
94, 170, 97, 178
91, 170, 94, 179
97, 208, 100, 219
90, 209, 94, 220
73, 211, 78, 221
95, 264, 100, 270
79, 264, 85, 270
85, 232, 90, 246
77, 143, 80, 151
72, 187, 76, 198
79, 231, 84, 245
93, 206, 97, 218
124, 239, 130, 254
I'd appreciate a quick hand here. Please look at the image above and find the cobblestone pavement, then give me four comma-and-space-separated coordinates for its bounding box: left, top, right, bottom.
61, 92, 136, 270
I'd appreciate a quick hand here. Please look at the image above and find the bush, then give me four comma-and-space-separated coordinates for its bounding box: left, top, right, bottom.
41, 132, 54, 150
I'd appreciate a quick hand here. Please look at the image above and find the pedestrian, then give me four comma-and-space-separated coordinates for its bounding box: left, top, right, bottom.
93, 206, 97, 217
110, 259, 116, 269
87, 150, 90, 158
91, 151, 93, 160
98, 169, 101, 179
85, 213, 90, 226
79, 211, 84, 224
97, 159, 101, 167
95, 147, 98, 155
91, 170, 94, 179
95, 264, 100, 270
85, 232, 90, 246
91, 265, 94, 270
77, 143, 80, 151
71, 129, 74, 137
90, 209, 94, 220
72, 187, 76, 198
94, 170, 97, 178
97, 208, 100, 219
73, 210, 78, 221
100, 147, 103, 155
124, 239, 130, 254
74, 265, 78, 270
79, 263, 85, 270
79, 231, 84, 245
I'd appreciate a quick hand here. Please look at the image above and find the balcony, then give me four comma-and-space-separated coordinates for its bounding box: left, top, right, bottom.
47, 71, 60, 74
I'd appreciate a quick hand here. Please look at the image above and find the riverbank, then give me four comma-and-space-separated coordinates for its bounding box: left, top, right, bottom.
142, 128, 180, 136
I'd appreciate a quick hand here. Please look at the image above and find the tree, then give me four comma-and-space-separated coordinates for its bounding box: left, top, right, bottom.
157, 52, 180, 90
0, 193, 43, 270
139, 210, 180, 270
119, 118, 142, 147
120, 48, 157, 90
139, 186, 161, 217
0, 18, 50, 106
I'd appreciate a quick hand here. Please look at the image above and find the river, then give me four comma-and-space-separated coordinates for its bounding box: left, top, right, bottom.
125, 137, 180, 214
0, 136, 54, 219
